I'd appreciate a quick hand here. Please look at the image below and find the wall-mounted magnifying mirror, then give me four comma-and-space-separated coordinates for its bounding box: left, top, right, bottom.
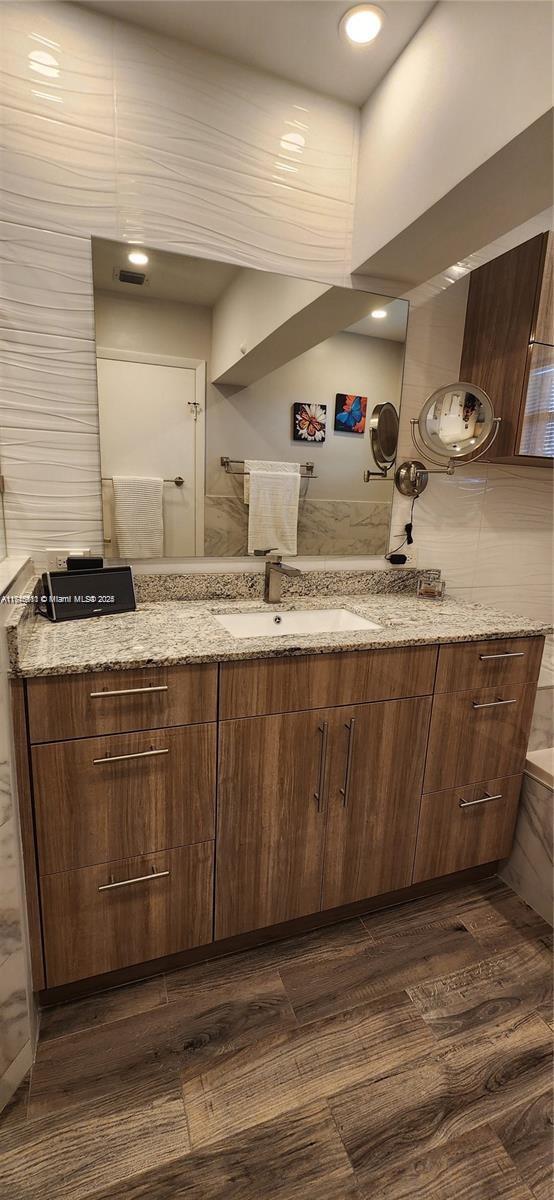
395, 382, 500, 497
417, 383, 498, 460
364, 403, 399, 481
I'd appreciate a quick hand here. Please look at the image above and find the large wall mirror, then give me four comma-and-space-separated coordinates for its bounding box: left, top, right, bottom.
92, 239, 408, 559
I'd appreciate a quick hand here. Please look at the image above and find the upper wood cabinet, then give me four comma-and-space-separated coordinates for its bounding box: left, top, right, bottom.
460, 231, 553, 461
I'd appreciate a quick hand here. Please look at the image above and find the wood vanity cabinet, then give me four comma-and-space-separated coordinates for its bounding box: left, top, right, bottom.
460, 231, 553, 461
14, 634, 543, 993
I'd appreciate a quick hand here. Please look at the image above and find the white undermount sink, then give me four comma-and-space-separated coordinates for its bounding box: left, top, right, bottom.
214, 608, 382, 639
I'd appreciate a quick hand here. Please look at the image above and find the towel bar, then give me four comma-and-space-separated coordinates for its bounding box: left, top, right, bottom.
220, 457, 317, 479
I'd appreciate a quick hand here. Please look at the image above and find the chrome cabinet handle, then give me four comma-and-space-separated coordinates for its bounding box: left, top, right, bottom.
98, 868, 170, 892
314, 721, 328, 812
459, 792, 503, 808
479, 652, 524, 660
472, 698, 517, 709
92, 748, 169, 765
90, 685, 168, 698
339, 718, 356, 809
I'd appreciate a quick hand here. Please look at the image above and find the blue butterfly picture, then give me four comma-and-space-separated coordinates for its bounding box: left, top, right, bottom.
334, 394, 367, 435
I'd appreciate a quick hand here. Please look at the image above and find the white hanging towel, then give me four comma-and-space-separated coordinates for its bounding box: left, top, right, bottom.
243, 459, 300, 504
112, 476, 164, 559
247, 469, 300, 557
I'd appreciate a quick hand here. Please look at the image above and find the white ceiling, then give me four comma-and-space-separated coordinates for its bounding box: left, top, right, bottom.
347, 300, 407, 342
82, 0, 435, 106
92, 238, 240, 305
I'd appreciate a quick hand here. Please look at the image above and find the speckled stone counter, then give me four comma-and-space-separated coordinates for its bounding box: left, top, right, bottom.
10, 592, 551, 679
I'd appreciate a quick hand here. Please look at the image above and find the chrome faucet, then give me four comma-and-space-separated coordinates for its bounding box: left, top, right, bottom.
262, 551, 302, 603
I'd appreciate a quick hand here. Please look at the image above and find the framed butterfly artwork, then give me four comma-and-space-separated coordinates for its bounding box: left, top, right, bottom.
334, 393, 367, 435
292, 403, 327, 443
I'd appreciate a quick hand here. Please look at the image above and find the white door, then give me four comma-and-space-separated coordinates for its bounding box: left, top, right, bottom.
96, 357, 204, 556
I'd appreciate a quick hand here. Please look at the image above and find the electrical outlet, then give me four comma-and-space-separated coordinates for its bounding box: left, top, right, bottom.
46, 548, 91, 571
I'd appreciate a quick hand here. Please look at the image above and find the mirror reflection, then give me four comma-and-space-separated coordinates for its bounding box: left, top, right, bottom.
92, 239, 408, 559
417, 383, 496, 460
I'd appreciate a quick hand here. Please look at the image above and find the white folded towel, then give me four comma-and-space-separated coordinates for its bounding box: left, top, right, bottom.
247, 469, 300, 557
112, 476, 164, 559
243, 459, 300, 504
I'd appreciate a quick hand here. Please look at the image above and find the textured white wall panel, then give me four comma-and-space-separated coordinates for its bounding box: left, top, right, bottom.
0, 1, 359, 552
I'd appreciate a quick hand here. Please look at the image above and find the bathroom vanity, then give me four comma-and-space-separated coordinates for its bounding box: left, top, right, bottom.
9, 581, 548, 999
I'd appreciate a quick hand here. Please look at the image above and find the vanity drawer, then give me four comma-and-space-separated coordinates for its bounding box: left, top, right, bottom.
33, 723, 216, 874
27, 664, 218, 743
219, 645, 437, 719
423, 683, 536, 793
413, 774, 521, 883
435, 636, 543, 694
41, 842, 214, 987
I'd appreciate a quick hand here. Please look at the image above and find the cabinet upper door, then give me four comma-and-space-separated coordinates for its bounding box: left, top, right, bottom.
460, 233, 546, 459
321, 696, 432, 910
215, 710, 329, 939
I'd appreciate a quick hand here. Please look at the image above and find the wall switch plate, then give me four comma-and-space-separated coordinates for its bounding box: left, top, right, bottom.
46, 548, 92, 571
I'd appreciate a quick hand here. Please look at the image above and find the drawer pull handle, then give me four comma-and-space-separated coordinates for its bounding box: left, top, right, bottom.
472, 698, 517, 709
98, 868, 170, 892
479, 652, 524, 661
339, 718, 356, 809
314, 721, 328, 812
92, 748, 169, 765
459, 792, 503, 808
90, 685, 168, 698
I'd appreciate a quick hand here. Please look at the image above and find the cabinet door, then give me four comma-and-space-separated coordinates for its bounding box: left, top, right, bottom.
216, 710, 329, 939
459, 234, 545, 458
424, 683, 536, 794
413, 774, 521, 884
321, 696, 432, 910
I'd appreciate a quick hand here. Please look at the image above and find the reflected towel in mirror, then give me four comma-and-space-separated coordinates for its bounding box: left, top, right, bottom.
247, 469, 300, 556
243, 459, 300, 504
112, 476, 164, 559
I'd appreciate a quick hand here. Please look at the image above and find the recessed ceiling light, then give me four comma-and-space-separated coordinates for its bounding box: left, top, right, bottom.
371, 308, 387, 319
339, 5, 384, 46
128, 250, 148, 266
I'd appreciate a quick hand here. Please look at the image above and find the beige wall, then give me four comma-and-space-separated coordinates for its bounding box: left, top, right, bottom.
94, 291, 211, 361
208, 332, 404, 504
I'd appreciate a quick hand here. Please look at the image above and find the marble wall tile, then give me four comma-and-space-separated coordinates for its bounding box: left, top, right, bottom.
528, 687, 554, 753
203, 494, 391, 558
501, 772, 553, 926
0, 949, 29, 1080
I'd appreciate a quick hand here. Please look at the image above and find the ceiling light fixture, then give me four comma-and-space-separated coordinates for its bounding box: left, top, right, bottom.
371, 308, 387, 319
128, 250, 148, 266
339, 4, 384, 45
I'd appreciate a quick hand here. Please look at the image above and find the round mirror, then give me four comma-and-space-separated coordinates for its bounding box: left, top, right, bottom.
370, 402, 399, 472
418, 383, 496, 460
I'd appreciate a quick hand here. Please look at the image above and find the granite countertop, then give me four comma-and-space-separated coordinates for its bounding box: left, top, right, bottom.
10, 592, 551, 678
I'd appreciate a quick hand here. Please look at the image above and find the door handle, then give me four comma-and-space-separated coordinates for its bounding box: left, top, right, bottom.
459, 792, 503, 808
479, 651, 524, 660
92, 747, 169, 765
90, 685, 168, 698
472, 698, 517, 709
314, 721, 328, 812
98, 868, 170, 892
339, 718, 356, 808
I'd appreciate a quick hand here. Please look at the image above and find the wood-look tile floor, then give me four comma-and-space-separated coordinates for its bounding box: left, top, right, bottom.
1, 878, 552, 1199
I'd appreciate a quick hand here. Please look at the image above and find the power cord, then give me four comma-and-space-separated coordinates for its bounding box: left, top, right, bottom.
385, 495, 418, 563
